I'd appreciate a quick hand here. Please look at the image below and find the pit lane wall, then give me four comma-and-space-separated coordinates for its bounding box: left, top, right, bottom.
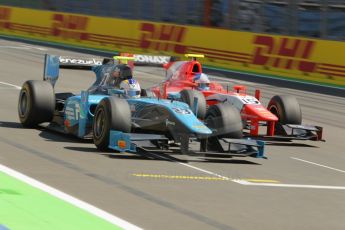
1, 6, 344, 88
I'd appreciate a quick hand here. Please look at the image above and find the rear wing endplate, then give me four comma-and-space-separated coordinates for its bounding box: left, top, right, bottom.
43, 54, 106, 86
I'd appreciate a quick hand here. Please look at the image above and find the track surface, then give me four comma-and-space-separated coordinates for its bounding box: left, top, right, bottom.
0, 39, 345, 230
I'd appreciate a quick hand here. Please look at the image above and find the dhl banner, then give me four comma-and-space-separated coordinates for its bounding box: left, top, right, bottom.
1, 6, 344, 87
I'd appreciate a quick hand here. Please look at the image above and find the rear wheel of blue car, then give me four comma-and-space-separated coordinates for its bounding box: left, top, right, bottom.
93, 97, 131, 151
18, 80, 55, 127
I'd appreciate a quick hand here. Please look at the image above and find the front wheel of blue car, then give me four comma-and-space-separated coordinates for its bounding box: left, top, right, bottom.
205, 103, 243, 139
93, 97, 131, 151
204, 103, 243, 152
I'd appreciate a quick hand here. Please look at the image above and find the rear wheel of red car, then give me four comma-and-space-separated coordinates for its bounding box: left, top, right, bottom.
180, 89, 206, 119
18, 80, 55, 127
93, 97, 131, 151
267, 95, 302, 125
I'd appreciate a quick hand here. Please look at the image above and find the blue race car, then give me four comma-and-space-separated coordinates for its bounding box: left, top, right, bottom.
17, 54, 264, 158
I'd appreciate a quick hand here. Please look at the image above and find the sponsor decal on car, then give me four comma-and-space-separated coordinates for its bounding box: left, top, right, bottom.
172, 107, 191, 114
117, 140, 127, 149
192, 124, 208, 129
165, 119, 176, 127
59, 57, 102, 65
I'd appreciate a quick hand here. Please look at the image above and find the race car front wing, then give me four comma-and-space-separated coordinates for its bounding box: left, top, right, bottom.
265, 124, 324, 141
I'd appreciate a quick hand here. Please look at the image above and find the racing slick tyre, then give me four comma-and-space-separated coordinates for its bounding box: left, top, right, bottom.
18, 80, 55, 127
93, 96, 131, 151
205, 103, 243, 138
180, 89, 206, 119
267, 95, 302, 125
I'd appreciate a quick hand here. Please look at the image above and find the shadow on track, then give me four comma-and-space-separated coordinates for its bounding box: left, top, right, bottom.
3, 119, 262, 165
265, 142, 319, 148
65, 146, 170, 162
195, 158, 261, 165
64, 146, 99, 153
39, 130, 93, 144
0, 121, 25, 129
64, 145, 260, 165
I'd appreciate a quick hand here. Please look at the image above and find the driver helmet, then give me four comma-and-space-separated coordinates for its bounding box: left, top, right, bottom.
119, 79, 141, 98
194, 73, 210, 91
113, 64, 133, 80
109, 64, 133, 88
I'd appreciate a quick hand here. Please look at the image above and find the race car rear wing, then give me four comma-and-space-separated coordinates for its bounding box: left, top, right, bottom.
43, 54, 108, 86
43, 53, 173, 86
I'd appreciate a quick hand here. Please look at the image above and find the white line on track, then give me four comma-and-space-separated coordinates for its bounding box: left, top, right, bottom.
146, 152, 345, 190
291, 157, 345, 174
235, 179, 345, 190
21, 45, 47, 51
0, 87, 20, 90
0, 45, 47, 51
0, 81, 21, 89
0, 164, 143, 230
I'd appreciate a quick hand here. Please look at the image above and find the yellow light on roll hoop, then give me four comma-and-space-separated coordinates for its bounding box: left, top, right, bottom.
185, 54, 205, 58
113, 56, 135, 64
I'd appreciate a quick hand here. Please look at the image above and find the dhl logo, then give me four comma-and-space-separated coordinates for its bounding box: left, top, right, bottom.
0, 7, 10, 20
51, 14, 89, 40
139, 23, 187, 54
252, 35, 316, 73
0, 7, 11, 29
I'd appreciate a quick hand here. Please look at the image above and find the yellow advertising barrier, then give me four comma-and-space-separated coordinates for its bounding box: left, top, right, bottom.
1, 6, 344, 87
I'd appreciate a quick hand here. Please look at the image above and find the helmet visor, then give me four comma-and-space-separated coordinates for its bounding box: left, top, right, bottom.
198, 83, 210, 90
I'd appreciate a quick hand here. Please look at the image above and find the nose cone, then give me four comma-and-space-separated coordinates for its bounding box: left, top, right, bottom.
189, 121, 213, 135
242, 104, 278, 121
168, 100, 213, 135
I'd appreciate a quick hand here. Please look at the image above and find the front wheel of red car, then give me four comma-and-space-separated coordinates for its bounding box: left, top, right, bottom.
267, 95, 302, 125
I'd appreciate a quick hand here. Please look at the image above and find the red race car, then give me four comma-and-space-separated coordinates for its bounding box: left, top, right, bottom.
149, 54, 323, 141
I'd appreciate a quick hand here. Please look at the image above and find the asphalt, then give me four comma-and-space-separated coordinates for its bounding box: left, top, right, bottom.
0, 39, 345, 230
